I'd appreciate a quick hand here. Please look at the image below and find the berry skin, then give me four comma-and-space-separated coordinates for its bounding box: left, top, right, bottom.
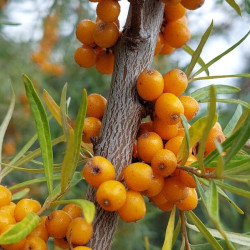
22, 236, 47, 250
153, 118, 178, 140
87, 94, 107, 119
45, 210, 72, 238
62, 203, 82, 219
82, 156, 116, 188
137, 121, 153, 138
154, 33, 164, 55
0, 211, 16, 232
53, 238, 69, 249
157, 201, 175, 212
142, 174, 164, 198
164, 136, 185, 157
123, 162, 153, 192
162, 0, 181, 4
164, 3, 186, 21
213, 122, 222, 131
173, 169, 196, 188
96, 0, 120, 23
93, 21, 119, 48
82, 117, 102, 143
66, 217, 93, 245
179, 96, 199, 120
0, 202, 16, 217
14, 199, 41, 222
151, 149, 177, 177
73, 246, 93, 250
74, 45, 96, 68
181, 0, 205, 10
162, 176, 189, 202
155, 93, 184, 125
76, 19, 95, 45
163, 69, 188, 96
96, 50, 114, 74
136, 69, 164, 101
176, 188, 198, 211
0, 185, 12, 207
163, 19, 191, 48
137, 132, 163, 163
150, 190, 169, 206
118, 190, 146, 222
160, 40, 175, 55
29, 216, 49, 242
96, 180, 126, 211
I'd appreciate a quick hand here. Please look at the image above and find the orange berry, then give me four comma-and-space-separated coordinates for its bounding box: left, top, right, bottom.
136, 69, 164, 101
0, 185, 12, 207
22, 236, 47, 250
66, 217, 93, 245
96, 0, 120, 23
137, 121, 153, 138
73, 247, 93, 250
164, 3, 186, 21
14, 199, 41, 222
150, 190, 169, 206
155, 93, 184, 125
174, 169, 196, 188
163, 69, 188, 96
176, 188, 198, 211
162, 0, 181, 4
87, 93, 107, 119
205, 127, 225, 156
53, 237, 69, 249
181, 0, 205, 10
164, 136, 185, 157
163, 19, 191, 48
123, 162, 152, 192
154, 33, 164, 55
96, 50, 114, 74
74, 45, 96, 68
45, 210, 72, 238
0, 211, 16, 231
118, 190, 146, 222
82, 156, 116, 188
0, 202, 16, 217
29, 216, 49, 242
76, 19, 95, 45
163, 176, 189, 202
96, 180, 126, 211
93, 21, 119, 48
157, 201, 175, 212
186, 154, 197, 165
160, 40, 175, 55
137, 132, 163, 163
151, 149, 177, 177
62, 203, 82, 219
213, 122, 222, 131
142, 174, 164, 197
82, 117, 102, 143
153, 117, 178, 140
179, 96, 199, 120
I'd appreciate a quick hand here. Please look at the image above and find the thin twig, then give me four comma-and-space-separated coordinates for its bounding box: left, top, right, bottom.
180, 211, 191, 250
177, 165, 216, 179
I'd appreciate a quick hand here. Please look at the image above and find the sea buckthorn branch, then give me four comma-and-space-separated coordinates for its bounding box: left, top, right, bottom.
180, 211, 191, 250
177, 165, 216, 179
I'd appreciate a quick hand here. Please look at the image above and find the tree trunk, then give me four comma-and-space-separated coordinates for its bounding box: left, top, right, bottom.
86, 1, 164, 249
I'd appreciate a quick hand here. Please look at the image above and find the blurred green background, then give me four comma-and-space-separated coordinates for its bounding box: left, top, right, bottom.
0, 0, 250, 249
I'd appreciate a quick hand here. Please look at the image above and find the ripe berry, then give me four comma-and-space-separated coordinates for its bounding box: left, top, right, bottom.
154, 33, 164, 55
93, 21, 119, 48
0, 185, 12, 207
157, 201, 175, 212
137, 132, 163, 163
0, 211, 16, 231
82, 117, 102, 143
0, 202, 16, 217
74, 45, 96, 68
62, 203, 82, 219
181, 0, 205, 10
160, 40, 175, 55
96, 0, 120, 23
73, 246, 93, 250
14, 198, 41, 222
118, 190, 146, 222
87, 93, 107, 119
82, 156, 116, 188
153, 118, 178, 140
179, 96, 199, 120
22, 236, 47, 250
66, 217, 93, 245
150, 190, 169, 206
136, 69, 164, 101
173, 169, 196, 188
96, 50, 114, 74
163, 69, 188, 96
137, 121, 153, 138
45, 210, 72, 238
155, 93, 184, 125
142, 174, 164, 198
176, 188, 198, 210
76, 19, 95, 45
164, 3, 186, 21
96, 180, 126, 211
123, 162, 152, 192
53, 237, 69, 249
164, 136, 186, 157
29, 216, 49, 242
151, 149, 177, 177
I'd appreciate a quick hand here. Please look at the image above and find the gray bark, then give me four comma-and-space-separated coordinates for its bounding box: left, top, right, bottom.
86, 1, 164, 249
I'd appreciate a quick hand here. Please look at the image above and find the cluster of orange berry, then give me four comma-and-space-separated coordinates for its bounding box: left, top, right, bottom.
0, 185, 93, 249
32, 12, 65, 76
74, 0, 121, 74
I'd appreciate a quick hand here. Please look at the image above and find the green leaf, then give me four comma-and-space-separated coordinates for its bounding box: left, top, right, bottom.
185, 21, 213, 78
200, 98, 250, 109
226, 0, 241, 15
190, 85, 241, 101
23, 74, 54, 194
0, 83, 15, 173
0, 20, 21, 26
182, 45, 209, 76
191, 73, 250, 82
0, 213, 40, 244
172, 217, 181, 247
192, 31, 250, 78
11, 188, 30, 201
214, 141, 224, 177
233, 108, 249, 133
61, 89, 87, 192
53, 199, 95, 224
187, 211, 223, 250
60, 83, 70, 140
223, 105, 242, 137
162, 206, 176, 250
197, 85, 217, 173
207, 181, 219, 222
